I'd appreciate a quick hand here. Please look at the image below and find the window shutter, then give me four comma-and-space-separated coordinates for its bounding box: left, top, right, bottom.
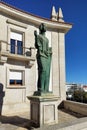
11, 32, 22, 41
10, 71, 22, 80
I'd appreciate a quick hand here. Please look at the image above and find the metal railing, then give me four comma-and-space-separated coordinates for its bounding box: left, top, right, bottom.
0, 41, 36, 57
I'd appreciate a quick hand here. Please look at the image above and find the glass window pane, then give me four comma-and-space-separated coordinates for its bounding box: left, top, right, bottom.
10, 80, 22, 85
10, 80, 15, 85
17, 41, 23, 55
16, 80, 22, 85
10, 39, 15, 54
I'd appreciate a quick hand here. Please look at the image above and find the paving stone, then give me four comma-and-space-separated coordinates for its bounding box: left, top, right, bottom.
0, 109, 87, 130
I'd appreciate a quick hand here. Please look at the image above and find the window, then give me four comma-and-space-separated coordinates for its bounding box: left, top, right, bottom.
6, 67, 25, 88
9, 70, 24, 86
10, 32, 23, 55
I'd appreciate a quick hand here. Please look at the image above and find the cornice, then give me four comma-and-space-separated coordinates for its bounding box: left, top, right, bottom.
0, 1, 72, 33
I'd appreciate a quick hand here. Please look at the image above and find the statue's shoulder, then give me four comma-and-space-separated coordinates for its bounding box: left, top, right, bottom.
37, 34, 49, 42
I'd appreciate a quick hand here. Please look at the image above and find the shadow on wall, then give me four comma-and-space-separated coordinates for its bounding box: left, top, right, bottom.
0, 83, 5, 115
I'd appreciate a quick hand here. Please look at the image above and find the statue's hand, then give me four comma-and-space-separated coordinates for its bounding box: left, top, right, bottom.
44, 50, 52, 57
48, 47, 52, 55
44, 51, 49, 57
34, 30, 37, 37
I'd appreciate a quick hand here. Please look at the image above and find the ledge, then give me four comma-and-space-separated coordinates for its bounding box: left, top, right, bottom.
27, 95, 59, 102
0, 51, 36, 67
0, 51, 35, 61
6, 86, 26, 89
7, 19, 28, 29
64, 100, 87, 116
0, 1, 72, 33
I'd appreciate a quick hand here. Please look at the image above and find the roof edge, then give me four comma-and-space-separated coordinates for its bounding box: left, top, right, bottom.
0, 1, 73, 33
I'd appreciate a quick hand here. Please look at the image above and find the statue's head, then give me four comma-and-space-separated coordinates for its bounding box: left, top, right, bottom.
39, 23, 46, 34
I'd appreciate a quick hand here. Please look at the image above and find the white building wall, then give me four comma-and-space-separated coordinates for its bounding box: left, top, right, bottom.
58, 32, 66, 100
52, 32, 60, 96
0, 15, 7, 41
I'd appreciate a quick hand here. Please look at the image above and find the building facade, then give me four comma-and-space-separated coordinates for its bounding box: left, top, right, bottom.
0, 2, 72, 114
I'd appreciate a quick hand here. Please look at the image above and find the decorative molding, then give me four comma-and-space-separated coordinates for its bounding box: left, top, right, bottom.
7, 19, 28, 29
0, 2, 72, 33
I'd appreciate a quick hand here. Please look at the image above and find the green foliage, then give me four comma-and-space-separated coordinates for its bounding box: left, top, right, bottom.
73, 90, 87, 103
83, 92, 87, 103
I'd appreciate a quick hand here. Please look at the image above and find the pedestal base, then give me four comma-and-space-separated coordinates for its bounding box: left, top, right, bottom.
28, 95, 58, 127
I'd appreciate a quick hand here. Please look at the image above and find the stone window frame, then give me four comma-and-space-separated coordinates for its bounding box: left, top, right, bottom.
6, 66, 25, 88
7, 23, 26, 55
10, 31, 23, 55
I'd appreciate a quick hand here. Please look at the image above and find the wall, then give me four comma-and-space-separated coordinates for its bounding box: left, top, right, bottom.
64, 100, 87, 116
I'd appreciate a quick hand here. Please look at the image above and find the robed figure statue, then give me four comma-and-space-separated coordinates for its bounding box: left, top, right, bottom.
34, 23, 52, 94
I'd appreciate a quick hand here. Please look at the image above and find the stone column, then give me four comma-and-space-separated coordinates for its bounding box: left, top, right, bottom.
52, 32, 60, 96
58, 32, 66, 100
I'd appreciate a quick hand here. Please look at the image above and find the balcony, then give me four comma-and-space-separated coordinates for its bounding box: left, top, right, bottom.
0, 41, 36, 67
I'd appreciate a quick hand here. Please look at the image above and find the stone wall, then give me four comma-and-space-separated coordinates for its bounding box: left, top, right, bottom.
64, 100, 87, 116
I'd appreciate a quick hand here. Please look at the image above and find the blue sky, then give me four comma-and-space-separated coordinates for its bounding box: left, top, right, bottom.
1, 0, 87, 84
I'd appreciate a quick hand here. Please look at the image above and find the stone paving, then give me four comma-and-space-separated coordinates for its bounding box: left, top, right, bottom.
0, 109, 86, 130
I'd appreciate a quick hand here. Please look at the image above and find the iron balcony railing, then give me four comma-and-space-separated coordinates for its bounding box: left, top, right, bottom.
0, 41, 36, 57
0, 41, 36, 65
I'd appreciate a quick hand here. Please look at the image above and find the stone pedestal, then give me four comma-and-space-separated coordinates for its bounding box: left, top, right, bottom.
28, 95, 58, 127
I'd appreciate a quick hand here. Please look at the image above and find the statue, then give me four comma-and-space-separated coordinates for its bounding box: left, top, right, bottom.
34, 23, 52, 94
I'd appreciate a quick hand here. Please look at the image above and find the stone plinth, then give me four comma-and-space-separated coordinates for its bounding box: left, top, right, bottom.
27, 95, 58, 127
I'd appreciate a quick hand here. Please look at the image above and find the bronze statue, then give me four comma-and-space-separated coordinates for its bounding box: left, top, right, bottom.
34, 23, 52, 94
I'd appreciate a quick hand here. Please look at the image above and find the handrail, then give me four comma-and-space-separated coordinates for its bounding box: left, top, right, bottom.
0, 41, 35, 56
